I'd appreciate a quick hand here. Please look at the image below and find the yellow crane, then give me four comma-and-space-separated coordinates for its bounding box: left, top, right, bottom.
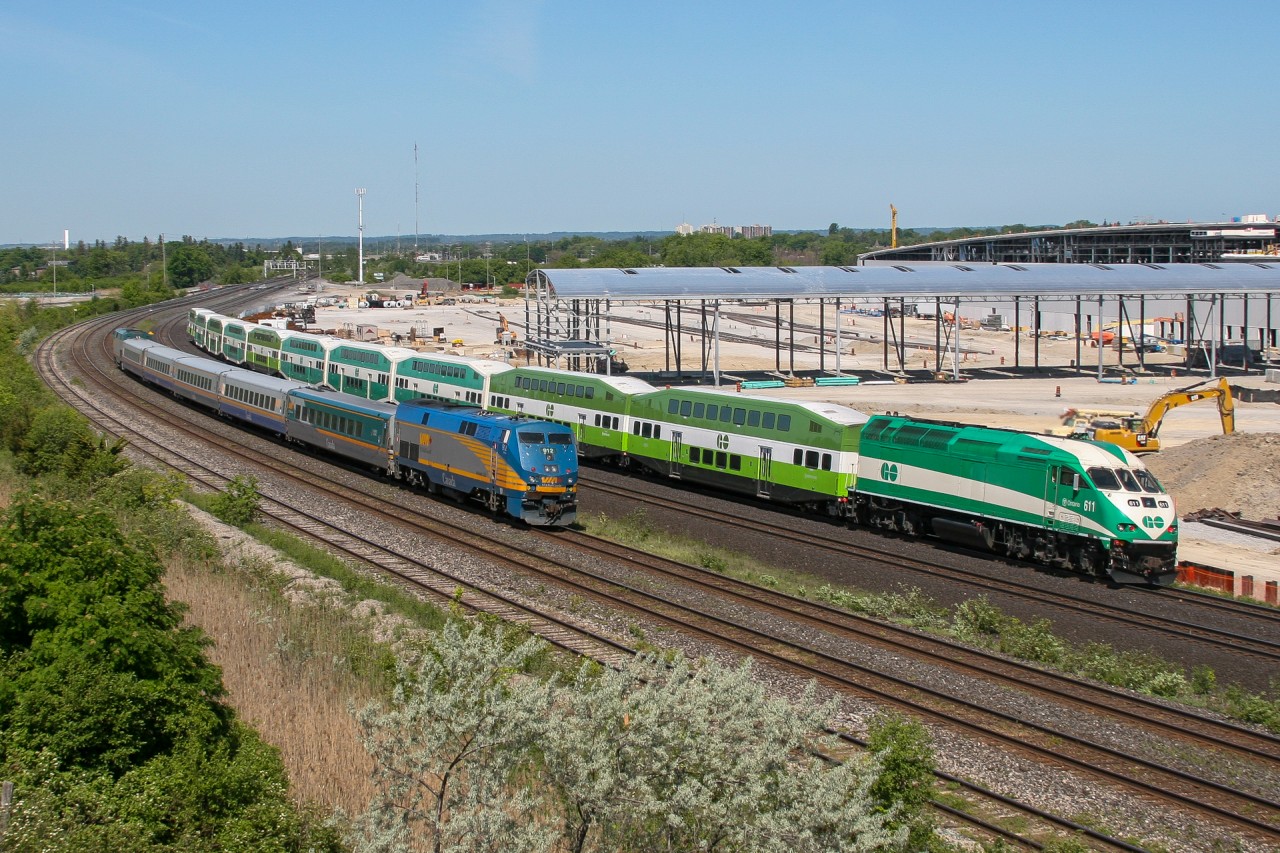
890, 204, 899, 249
1055, 378, 1235, 454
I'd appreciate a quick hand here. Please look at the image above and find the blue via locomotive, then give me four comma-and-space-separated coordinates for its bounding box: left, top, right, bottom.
114, 333, 578, 525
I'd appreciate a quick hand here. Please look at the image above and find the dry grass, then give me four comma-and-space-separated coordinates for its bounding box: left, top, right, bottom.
164, 555, 378, 818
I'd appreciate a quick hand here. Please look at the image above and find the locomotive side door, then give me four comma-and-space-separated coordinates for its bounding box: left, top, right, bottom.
1045, 465, 1081, 533
670, 431, 682, 478
758, 446, 772, 497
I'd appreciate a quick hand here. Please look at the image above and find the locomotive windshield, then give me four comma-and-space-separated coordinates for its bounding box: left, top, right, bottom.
1086, 467, 1121, 491
1114, 469, 1142, 492
548, 434, 572, 445
518, 432, 545, 443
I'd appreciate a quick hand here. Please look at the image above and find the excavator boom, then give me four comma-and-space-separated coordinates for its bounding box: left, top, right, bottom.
1142, 378, 1234, 438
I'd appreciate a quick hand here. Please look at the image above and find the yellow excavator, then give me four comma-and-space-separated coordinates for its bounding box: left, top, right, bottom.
1054, 378, 1235, 454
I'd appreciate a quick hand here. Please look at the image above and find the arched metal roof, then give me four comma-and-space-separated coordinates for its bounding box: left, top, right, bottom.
528, 263, 1280, 302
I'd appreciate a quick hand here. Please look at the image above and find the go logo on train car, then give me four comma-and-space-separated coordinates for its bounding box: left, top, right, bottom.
880, 462, 898, 482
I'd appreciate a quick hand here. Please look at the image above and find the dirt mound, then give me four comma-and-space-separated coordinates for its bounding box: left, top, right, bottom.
1143, 432, 1280, 520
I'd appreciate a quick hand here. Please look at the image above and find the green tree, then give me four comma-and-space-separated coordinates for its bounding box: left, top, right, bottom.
166, 242, 215, 288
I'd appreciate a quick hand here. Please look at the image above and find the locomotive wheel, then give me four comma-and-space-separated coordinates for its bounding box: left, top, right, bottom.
1072, 544, 1099, 576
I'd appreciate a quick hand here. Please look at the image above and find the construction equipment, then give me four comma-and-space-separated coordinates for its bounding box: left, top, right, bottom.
495, 312, 518, 344
1050, 378, 1235, 454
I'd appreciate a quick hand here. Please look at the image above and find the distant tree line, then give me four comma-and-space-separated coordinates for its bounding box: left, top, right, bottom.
0, 236, 270, 294
1, 219, 1100, 296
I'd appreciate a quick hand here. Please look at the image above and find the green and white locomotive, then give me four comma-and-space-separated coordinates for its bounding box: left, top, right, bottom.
854, 415, 1178, 585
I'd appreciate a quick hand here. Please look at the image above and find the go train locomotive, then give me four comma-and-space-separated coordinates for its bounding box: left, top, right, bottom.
114, 330, 578, 525
187, 310, 1178, 584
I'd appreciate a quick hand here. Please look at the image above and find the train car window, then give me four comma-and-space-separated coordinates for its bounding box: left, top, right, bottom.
778, 414, 791, 431
706, 404, 718, 421
642, 423, 652, 438
1133, 469, 1163, 493
539, 380, 548, 392
730, 455, 741, 471
1086, 467, 1121, 491
577, 385, 586, 397
668, 400, 679, 415
794, 449, 803, 465
1114, 468, 1142, 492
692, 402, 704, 418
805, 451, 819, 468
518, 432, 545, 443
733, 408, 746, 426
633, 422, 641, 435
611, 417, 619, 429
1057, 468, 1077, 487
719, 407, 732, 423
747, 410, 760, 427
680, 400, 692, 417
714, 451, 726, 468
654, 425, 661, 439
586, 386, 595, 399
557, 383, 566, 396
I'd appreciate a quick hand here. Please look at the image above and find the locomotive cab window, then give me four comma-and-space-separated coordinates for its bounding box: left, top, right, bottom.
1114, 468, 1142, 492
1133, 468, 1163, 493
1086, 467, 1121, 491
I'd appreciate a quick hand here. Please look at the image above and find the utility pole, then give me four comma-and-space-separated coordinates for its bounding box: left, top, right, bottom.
356, 188, 366, 285
414, 142, 420, 253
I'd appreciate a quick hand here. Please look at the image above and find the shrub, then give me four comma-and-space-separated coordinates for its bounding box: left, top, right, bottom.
209, 475, 260, 527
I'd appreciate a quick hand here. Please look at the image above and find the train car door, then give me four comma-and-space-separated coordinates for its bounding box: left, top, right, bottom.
670, 431, 683, 478
577, 413, 586, 446
758, 446, 772, 497
1044, 465, 1081, 533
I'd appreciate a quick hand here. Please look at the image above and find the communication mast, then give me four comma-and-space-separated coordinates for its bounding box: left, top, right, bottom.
890, 204, 899, 249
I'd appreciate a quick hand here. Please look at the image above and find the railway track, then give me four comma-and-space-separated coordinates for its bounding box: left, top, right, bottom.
580, 474, 1280, 667
36, 302, 1280, 848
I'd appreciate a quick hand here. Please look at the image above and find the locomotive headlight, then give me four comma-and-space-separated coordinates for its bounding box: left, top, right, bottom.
544, 465, 559, 473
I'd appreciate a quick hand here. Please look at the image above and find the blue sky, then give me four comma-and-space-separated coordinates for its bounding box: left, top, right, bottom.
3, 1, 1278, 244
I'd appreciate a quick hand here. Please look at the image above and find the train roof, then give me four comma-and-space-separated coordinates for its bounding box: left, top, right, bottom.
643, 384, 871, 426
401, 351, 513, 376
863, 414, 1142, 467
397, 397, 571, 430
329, 341, 422, 361
220, 369, 302, 393
505, 365, 658, 396
281, 329, 347, 351
127, 339, 233, 374
288, 384, 399, 415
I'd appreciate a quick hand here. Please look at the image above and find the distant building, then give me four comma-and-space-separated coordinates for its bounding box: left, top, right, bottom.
860, 217, 1280, 265
681, 221, 772, 238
